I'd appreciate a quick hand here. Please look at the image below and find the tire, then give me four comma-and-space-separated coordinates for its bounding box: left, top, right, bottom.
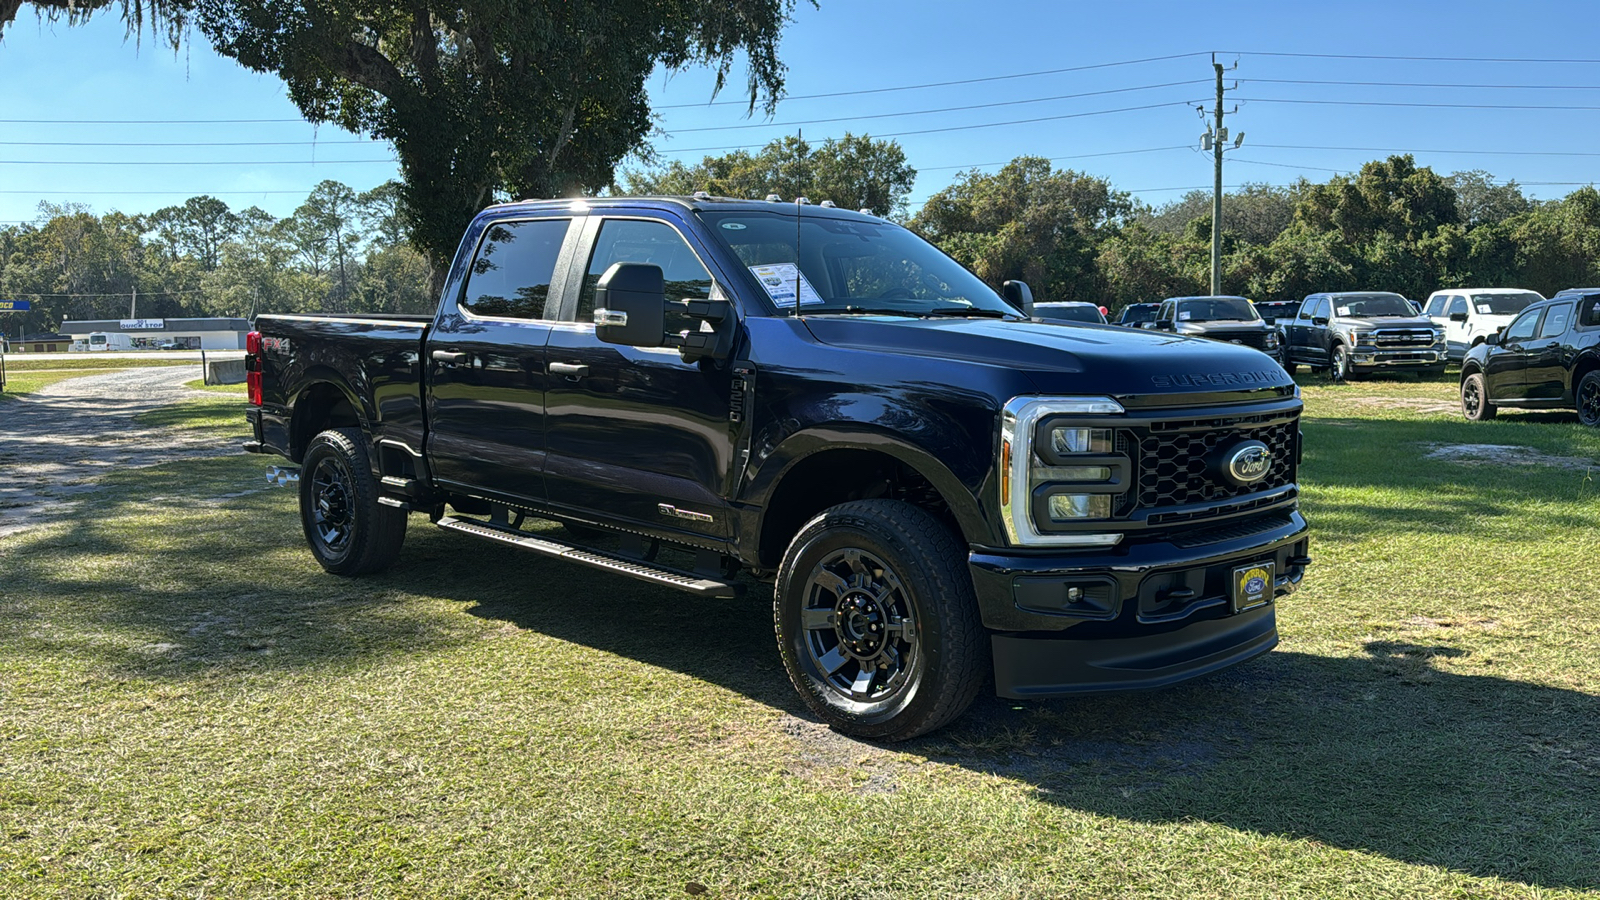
1280, 361, 1298, 376
299, 427, 407, 575
1329, 344, 1356, 383
774, 500, 987, 742
1578, 371, 1600, 427
1461, 372, 1497, 421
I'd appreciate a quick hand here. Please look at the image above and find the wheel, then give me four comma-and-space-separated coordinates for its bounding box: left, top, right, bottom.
1578, 371, 1600, 427
774, 500, 987, 742
299, 427, 407, 575
1329, 344, 1357, 383
1280, 361, 1298, 376
1461, 372, 1497, 421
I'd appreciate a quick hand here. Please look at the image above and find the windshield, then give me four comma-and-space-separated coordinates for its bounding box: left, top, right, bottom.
1118, 305, 1157, 323
1035, 304, 1103, 323
1469, 292, 1541, 316
1176, 298, 1259, 322
1335, 294, 1414, 317
699, 211, 1017, 317
1256, 302, 1300, 320
90, 334, 106, 345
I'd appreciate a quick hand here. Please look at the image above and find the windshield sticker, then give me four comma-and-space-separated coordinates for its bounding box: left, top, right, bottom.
1178, 311, 1192, 321
720, 221, 747, 230
1478, 303, 1493, 314
749, 263, 824, 308
1336, 306, 1352, 316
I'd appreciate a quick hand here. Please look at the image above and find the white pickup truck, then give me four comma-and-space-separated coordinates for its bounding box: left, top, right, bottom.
1422, 288, 1544, 362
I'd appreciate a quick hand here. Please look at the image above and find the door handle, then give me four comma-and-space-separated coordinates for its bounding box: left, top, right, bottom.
431, 350, 468, 364
549, 362, 588, 377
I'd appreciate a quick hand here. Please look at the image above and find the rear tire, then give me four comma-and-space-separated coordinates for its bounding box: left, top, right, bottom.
1461, 372, 1497, 422
299, 427, 407, 575
1578, 371, 1600, 427
774, 500, 987, 742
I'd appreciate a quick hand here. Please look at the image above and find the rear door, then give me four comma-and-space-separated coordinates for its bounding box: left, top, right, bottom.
1485, 306, 1544, 402
425, 216, 578, 503
542, 213, 741, 543
1525, 302, 1575, 400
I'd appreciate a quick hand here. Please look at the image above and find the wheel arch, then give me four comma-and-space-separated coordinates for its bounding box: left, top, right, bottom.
747, 430, 992, 570
288, 370, 368, 462
1571, 353, 1600, 398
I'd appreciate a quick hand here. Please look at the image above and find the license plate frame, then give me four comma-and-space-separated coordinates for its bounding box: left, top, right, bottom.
1231, 560, 1275, 613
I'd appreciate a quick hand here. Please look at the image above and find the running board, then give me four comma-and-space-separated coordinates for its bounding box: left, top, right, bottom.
435, 515, 742, 599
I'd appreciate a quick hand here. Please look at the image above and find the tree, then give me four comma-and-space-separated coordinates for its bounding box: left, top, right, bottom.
625, 133, 917, 218
911, 157, 1134, 304
1293, 155, 1458, 245
1446, 170, 1534, 228
1141, 182, 1304, 247
146, 195, 240, 270
189, 0, 799, 282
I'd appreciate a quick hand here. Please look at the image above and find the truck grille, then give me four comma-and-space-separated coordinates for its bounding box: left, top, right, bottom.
1372, 329, 1434, 349
1202, 330, 1270, 351
1132, 419, 1296, 510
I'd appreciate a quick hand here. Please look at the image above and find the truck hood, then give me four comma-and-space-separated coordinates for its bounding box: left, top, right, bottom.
1341, 315, 1434, 329
800, 316, 1294, 407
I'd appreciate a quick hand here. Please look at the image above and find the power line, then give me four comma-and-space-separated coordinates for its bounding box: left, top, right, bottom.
0, 189, 325, 195
0, 117, 307, 124
1231, 50, 1600, 64
0, 159, 397, 166
1243, 77, 1600, 91
1253, 143, 1600, 158
663, 79, 1209, 134
1236, 96, 1600, 111
655, 52, 1212, 109
657, 100, 1204, 154
917, 146, 1191, 172
0, 140, 380, 147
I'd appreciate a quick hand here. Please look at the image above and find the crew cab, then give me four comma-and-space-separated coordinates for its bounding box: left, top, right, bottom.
1150, 296, 1284, 363
1460, 291, 1600, 425
244, 196, 1311, 741
1422, 288, 1543, 362
1284, 292, 1445, 381
1114, 302, 1160, 329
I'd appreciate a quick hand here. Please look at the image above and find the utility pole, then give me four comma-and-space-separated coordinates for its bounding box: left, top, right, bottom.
129, 285, 137, 319
1199, 56, 1242, 296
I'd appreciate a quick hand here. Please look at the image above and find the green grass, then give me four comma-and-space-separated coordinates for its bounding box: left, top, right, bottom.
2, 356, 199, 371
1, 377, 1597, 898
0, 369, 104, 400
184, 377, 249, 394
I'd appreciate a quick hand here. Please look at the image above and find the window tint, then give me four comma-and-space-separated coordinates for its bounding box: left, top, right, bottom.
1425, 295, 1447, 317
1538, 303, 1573, 338
460, 219, 570, 320
1582, 298, 1600, 327
1447, 296, 1469, 317
1504, 309, 1541, 341
1298, 298, 1317, 320
578, 219, 713, 332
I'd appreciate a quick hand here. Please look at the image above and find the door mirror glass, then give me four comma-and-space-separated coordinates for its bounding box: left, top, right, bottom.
594, 263, 667, 347
1449, 312, 1469, 322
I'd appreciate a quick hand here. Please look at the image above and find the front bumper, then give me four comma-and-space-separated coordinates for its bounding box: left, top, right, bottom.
969, 511, 1309, 698
1350, 347, 1444, 369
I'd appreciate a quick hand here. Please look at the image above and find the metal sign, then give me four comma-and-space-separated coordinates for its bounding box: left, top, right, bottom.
120, 319, 165, 330
0, 300, 30, 311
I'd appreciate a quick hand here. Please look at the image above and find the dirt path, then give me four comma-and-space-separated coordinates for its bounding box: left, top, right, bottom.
0, 367, 237, 538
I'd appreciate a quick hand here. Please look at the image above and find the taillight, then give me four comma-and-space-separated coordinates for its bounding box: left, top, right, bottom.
245, 330, 263, 406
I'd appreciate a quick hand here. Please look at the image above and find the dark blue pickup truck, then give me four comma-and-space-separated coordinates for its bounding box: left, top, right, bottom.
244, 196, 1311, 740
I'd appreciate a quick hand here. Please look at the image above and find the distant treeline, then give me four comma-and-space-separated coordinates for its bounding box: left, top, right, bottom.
6, 141, 1598, 332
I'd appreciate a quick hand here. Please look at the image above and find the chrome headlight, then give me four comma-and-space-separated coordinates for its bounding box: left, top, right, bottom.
1000, 397, 1128, 548
1264, 331, 1280, 348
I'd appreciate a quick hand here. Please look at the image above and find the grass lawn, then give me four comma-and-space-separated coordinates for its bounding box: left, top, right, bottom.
2, 357, 198, 371
1, 373, 1597, 898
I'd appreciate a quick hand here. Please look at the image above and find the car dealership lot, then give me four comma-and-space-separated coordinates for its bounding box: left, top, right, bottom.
0, 367, 1596, 899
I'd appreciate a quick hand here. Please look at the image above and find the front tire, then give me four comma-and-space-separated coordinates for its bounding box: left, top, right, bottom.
774, 501, 987, 742
1578, 371, 1600, 427
1330, 344, 1357, 383
1461, 372, 1497, 421
299, 427, 407, 575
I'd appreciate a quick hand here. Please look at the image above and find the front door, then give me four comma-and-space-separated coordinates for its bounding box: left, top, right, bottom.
543, 214, 740, 543
426, 216, 577, 503
1444, 295, 1471, 361
1484, 306, 1544, 402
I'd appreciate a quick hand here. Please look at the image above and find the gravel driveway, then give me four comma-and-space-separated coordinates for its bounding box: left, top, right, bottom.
0, 367, 238, 538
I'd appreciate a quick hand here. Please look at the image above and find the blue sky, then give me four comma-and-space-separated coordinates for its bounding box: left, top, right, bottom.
2, 0, 1599, 227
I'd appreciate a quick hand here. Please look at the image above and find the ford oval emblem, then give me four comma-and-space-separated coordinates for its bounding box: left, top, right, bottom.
1224, 440, 1272, 486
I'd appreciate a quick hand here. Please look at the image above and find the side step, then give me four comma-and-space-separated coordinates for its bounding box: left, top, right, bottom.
435, 515, 743, 599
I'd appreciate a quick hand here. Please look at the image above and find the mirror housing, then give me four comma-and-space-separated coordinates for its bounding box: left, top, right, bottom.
1483, 331, 1500, 347
1449, 312, 1469, 322
594, 263, 667, 348
1001, 280, 1034, 318
1312, 316, 1329, 326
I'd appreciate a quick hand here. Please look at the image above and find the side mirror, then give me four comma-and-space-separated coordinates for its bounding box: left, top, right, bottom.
1154, 320, 1173, 331
1483, 332, 1500, 347
1312, 316, 1329, 326
1449, 312, 1469, 323
594, 263, 666, 347
1001, 280, 1034, 318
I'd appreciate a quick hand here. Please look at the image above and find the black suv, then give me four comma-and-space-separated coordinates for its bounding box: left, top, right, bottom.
1151, 296, 1283, 362
1115, 302, 1160, 329
1284, 292, 1445, 380
1460, 292, 1600, 424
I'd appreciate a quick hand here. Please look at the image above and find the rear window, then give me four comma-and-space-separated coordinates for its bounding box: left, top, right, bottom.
1468, 292, 1541, 316
461, 218, 571, 320
1118, 305, 1157, 324
1176, 298, 1259, 322
1035, 305, 1103, 323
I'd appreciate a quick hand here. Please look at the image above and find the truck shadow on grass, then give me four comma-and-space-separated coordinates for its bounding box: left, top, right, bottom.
449, 557, 1598, 891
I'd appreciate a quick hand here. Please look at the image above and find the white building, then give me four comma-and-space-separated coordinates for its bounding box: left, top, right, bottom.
59, 318, 250, 351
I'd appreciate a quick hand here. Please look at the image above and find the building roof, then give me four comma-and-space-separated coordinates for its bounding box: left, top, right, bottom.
60, 318, 249, 333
